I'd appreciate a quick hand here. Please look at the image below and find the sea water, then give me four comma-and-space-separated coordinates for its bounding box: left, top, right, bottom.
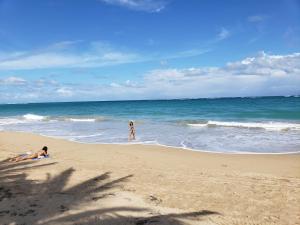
0, 96, 299, 153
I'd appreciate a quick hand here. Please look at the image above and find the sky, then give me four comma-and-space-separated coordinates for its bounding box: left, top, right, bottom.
0, 0, 299, 103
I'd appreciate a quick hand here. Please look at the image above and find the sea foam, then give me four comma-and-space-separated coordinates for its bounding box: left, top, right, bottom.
0, 118, 26, 125
68, 118, 96, 122
23, 114, 46, 121
188, 121, 300, 131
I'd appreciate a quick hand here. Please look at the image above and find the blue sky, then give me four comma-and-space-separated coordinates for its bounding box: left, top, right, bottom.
0, 0, 299, 103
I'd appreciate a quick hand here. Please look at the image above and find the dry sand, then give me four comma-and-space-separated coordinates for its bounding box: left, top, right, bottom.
0, 131, 300, 225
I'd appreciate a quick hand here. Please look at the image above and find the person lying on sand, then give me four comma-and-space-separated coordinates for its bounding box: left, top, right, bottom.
9, 146, 48, 162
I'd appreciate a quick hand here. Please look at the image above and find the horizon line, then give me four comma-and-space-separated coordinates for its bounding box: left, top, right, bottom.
0, 95, 299, 105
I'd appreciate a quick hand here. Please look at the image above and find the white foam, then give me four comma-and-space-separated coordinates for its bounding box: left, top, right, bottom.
187, 123, 207, 127
68, 118, 96, 122
71, 133, 103, 138
188, 121, 300, 131
180, 140, 187, 148
23, 114, 46, 121
0, 118, 27, 125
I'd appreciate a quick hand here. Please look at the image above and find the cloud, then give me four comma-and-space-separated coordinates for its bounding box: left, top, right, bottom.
141, 52, 300, 98
92, 51, 300, 98
247, 15, 269, 43
247, 15, 267, 23
216, 27, 230, 41
0, 41, 140, 70
0, 41, 209, 70
0, 76, 72, 102
56, 87, 74, 97
167, 49, 211, 59
47, 40, 83, 50
99, 0, 168, 12
0, 76, 27, 85
0, 52, 299, 103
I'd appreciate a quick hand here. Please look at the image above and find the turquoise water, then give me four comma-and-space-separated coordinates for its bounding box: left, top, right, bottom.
0, 96, 300, 153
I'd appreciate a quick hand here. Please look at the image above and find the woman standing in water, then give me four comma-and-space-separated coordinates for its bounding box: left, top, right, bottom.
128, 121, 136, 141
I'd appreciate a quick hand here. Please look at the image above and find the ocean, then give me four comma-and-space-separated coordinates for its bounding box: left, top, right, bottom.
0, 96, 299, 153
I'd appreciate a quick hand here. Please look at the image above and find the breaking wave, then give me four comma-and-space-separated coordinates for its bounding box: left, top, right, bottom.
23, 114, 47, 121
188, 120, 300, 131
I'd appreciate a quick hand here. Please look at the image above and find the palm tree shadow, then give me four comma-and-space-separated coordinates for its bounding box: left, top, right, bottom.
68, 209, 220, 225
0, 159, 135, 225
0, 159, 220, 225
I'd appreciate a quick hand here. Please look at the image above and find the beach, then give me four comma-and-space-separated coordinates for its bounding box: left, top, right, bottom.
1, 131, 299, 225
1, 0, 299, 224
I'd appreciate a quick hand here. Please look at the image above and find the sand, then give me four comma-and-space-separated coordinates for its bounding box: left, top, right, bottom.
0, 131, 300, 225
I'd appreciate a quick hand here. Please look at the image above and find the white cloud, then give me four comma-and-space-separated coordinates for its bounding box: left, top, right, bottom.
0, 41, 209, 70
217, 27, 230, 41
0, 52, 299, 103
0, 41, 140, 70
100, 0, 168, 12
97, 52, 300, 99
101, 52, 137, 61
0, 76, 27, 85
226, 51, 300, 76
35, 78, 58, 87
141, 52, 300, 98
167, 49, 211, 59
248, 15, 267, 23
160, 60, 168, 66
56, 87, 73, 97
48, 40, 83, 50
110, 82, 122, 88
247, 15, 269, 43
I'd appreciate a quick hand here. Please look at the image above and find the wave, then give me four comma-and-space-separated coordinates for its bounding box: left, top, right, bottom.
285, 95, 300, 97
68, 118, 96, 122
0, 114, 109, 126
187, 123, 207, 128
188, 120, 300, 131
23, 114, 47, 121
0, 118, 27, 125
22, 115, 107, 123
70, 133, 103, 138
0, 115, 49, 125
58, 115, 107, 122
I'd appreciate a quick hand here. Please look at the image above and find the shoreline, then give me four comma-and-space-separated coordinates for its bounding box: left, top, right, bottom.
1, 131, 300, 225
4, 130, 300, 155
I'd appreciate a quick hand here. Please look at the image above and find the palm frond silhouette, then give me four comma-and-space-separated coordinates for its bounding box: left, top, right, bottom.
0, 159, 219, 225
